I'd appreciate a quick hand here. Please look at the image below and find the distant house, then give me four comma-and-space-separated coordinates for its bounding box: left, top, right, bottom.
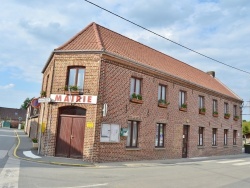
0, 107, 26, 128
38, 22, 243, 162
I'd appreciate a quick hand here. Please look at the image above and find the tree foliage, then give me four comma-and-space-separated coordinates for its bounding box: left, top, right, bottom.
242, 121, 250, 144
20, 98, 31, 110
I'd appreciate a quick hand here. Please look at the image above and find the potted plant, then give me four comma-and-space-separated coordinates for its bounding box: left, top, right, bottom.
158, 99, 170, 108
32, 138, 38, 149
199, 107, 206, 115
64, 85, 80, 95
40, 91, 46, 97
213, 111, 218, 117
224, 113, 230, 119
233, 115, 239, 121
179, 103, 187, 112
130, 93, 143, 104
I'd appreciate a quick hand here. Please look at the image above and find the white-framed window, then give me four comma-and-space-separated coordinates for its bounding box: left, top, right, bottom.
179, 91, 186, 107
224, 129, 228, 145
158, 85, 166, 102
130, 77, 141, 98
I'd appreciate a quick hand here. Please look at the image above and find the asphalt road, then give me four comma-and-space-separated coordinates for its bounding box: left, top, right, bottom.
1, 128, 250, 188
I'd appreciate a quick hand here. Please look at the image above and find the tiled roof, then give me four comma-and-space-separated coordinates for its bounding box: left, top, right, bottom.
0, 107, 26, 121
56, 22, 241, 100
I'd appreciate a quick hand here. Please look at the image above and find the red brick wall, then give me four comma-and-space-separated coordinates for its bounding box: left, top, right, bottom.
96, 58, 242, 162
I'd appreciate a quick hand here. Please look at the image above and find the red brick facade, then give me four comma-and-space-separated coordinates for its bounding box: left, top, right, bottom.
38, 23, 242, 162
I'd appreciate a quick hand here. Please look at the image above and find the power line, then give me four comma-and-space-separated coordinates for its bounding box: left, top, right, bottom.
84, 0, 250, 75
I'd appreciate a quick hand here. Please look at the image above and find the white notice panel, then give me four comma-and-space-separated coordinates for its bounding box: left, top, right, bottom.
100, 124, 120, 143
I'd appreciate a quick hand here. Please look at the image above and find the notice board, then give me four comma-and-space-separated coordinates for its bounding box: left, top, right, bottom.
100, 123, 120, 143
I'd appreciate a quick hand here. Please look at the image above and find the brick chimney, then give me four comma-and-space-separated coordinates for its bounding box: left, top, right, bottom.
207, 71, 215, 78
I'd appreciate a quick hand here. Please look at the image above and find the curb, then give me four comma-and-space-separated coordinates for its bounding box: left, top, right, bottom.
13, 131, 95, 167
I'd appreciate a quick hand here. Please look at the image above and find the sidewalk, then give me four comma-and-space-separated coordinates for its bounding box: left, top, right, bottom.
14, 129, 250, 168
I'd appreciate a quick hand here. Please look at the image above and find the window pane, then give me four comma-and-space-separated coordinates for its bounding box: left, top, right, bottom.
158, 86, 161, 100
130, 78, 135, 96
179, 91, 182, 107
155, 124, 159, 146
77, 69, 85, 91
161, 86, 166, 100
135, 79, 140, 95
126, 121, 131, 146
132, 122, 138, 147
69, 69, 76, 86
159, 124, 164, 146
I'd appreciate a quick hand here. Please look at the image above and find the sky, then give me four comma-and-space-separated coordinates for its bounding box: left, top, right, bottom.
0, 0, 250, 119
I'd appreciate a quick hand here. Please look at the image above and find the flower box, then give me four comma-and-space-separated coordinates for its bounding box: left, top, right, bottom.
32, 142, 38, 148
158, 103, 168, 108
179, 107, 187, 112
64, 91, 80, 95
213, 113, 218, 117
199, 108, 206, 115
130, 98, 143, 104
224, 113, 230, 119
233, 116, 239, 121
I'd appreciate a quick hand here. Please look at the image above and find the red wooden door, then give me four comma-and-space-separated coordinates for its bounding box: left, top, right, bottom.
56, 115, 85, 158
56, 116, 72, 157
70, 117, 85, 158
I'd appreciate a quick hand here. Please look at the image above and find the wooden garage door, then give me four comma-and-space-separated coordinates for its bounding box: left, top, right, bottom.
56, 115, 85, 158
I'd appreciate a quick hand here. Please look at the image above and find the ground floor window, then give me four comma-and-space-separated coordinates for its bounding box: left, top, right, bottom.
155, 123, 165, 147
126, 121, 138, 147
224, 129, 228, 145
198, 127, 204, 146
212, 128, 217, 146
233, 130, 237, 145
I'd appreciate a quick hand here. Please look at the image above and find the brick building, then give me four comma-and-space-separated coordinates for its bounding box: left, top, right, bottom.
39, 22, 243, 162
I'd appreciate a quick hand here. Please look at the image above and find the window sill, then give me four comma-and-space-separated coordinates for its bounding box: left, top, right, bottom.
212, 146, 217, 148
126, 148, 141, 151
154, 147, 166, 150
197, 146, 204, 149
213, 114, 218, 117
130, 98, 143, 104
224, 145, 229, 148
64, 91, 81, 95
233, 145, 237, 147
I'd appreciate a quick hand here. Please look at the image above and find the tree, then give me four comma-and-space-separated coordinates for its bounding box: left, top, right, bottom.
242, 121, 250, 144
20, 98, 31, 110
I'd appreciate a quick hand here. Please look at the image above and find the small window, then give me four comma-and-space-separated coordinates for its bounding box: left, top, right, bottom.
212, 128, 217, 146
130, 77, 142, 98
158, 85, 166, 102
126, 121, 139, 147
233, 130, 237, 145
224, 102, 229, 114
224, 129, 228, 145
66, 67, 85, 93
213, 100, 218, 115
199, 96, 205, 109
198, 127, 204, 146
233, 105, 237, 116
179, 91, 187, 109
155, 123, 165, 147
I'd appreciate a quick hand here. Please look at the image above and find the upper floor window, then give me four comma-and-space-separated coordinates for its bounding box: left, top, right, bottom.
199, 96, 205, 114
158, 85, 166, 102
179, 91, 187, 110
213, 100, 218, 116
233, 105, 237, 116
67, 67, 85, 93
130, 77, 142, 99
224, 102, 229, 114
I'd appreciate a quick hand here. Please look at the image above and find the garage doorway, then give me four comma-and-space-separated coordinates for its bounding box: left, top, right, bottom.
55, 106, 86, 158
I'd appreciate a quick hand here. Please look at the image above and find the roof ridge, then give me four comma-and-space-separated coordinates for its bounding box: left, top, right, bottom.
93, 23, 104, 50
56, 22, 96, 50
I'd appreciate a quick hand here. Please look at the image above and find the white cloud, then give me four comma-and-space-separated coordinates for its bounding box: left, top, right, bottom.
0, 84, 15, 89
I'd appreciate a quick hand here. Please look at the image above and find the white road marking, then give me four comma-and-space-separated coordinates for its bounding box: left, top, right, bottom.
0, 134, 16, 138
232, 161, 250, 166
217, 159, 245, 164
23, 151, 41, 159
0, 150, 8, 159
190, 157, 208, 160
0, 157, 20, 188
201, 160, 218, 163
57, 183, 108, 188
